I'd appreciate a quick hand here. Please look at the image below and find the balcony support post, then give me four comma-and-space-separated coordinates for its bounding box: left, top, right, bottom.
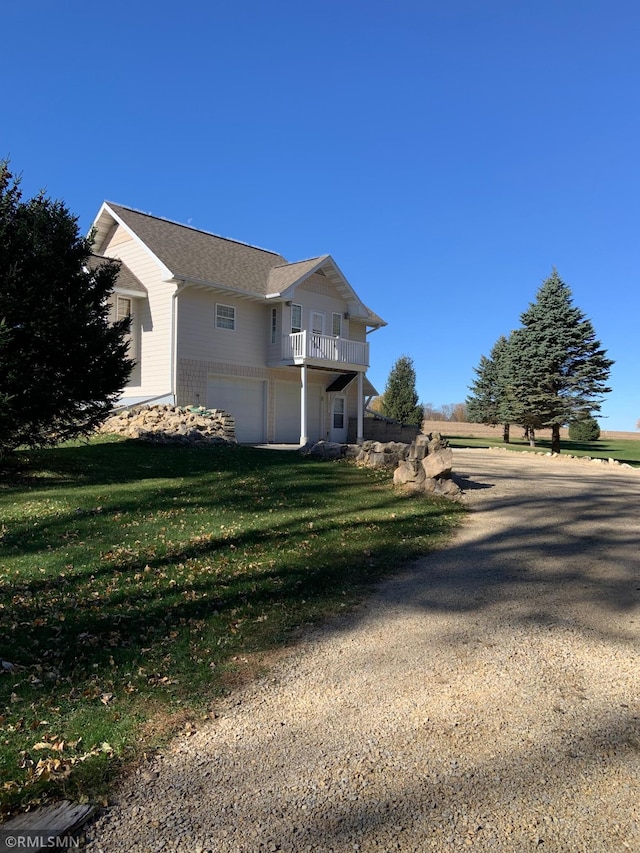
357, 371, 364, 445
299, 363, 309, 446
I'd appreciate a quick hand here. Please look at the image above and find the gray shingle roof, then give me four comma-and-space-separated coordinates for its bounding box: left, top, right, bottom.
88, 254, 147, 295
267, 257, 327, 295
107, 203, 287, 296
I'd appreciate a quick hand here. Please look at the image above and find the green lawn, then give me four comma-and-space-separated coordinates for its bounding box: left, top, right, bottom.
444, 433, 640, 467
0, 436, 465, 813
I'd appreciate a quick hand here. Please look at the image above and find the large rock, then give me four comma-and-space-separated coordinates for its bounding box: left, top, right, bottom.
303, 432, 462, 500
393, 461, 426, 486
422, 447, 453, 479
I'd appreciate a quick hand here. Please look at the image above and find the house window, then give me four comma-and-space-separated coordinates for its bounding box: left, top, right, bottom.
271, 307, 277, 344
291, 303, 302, 334
116, 296, 132, 323
116, 296, 134, 353
333, 397, 345, 429
332, 312, 342, 337
216, 303, 235, 330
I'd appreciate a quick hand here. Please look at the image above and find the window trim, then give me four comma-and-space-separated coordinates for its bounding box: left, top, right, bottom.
332, 312, 342, 337
333, 396, 346, 430
291, 303, 302, 334
216, 303, 236, 331
270, 307, 277, 344
116, 295, 132, 322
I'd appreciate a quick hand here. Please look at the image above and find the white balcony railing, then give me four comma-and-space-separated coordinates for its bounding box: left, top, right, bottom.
284, 331, 369, 367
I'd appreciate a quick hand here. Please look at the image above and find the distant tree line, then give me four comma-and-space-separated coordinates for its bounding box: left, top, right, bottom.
421, 402, 468, 422
466, 270, 613, 454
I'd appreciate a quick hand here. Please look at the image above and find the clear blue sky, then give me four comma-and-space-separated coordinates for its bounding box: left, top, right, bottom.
4, 0, 639, 431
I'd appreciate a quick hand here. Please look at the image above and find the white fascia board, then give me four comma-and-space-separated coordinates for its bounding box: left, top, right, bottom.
320, 256, 386, 327
98, 202, 175, 282
114, 286, 148, 298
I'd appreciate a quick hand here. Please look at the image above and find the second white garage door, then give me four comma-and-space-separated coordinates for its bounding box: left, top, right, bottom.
206, 377, 266, 443
275, 381, 323, 443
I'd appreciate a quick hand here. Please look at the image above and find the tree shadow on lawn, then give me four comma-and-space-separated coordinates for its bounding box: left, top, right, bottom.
0, 439, 459, 724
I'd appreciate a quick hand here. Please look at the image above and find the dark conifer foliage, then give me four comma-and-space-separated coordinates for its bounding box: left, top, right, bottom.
467, 270, 613, 453
381, 355, 423, 426
0, 164, 133, 456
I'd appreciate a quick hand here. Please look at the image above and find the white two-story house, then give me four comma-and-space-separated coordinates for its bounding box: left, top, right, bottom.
90, 203, 386, 445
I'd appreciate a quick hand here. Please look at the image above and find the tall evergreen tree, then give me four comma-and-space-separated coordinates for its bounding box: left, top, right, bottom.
507, 270, 613, 453
0, 163, 133, 457
381, 355, 423, 426
467, 334, 513, 442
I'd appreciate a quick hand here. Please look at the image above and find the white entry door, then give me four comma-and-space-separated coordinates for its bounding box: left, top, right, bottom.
330, 396, 348, 443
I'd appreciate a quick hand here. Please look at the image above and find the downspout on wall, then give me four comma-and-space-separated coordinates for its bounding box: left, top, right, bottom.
170, 281, 191, 405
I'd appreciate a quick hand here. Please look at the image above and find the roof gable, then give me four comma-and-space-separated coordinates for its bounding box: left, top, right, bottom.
89, 203, 385, 326
269, 255, 386, 328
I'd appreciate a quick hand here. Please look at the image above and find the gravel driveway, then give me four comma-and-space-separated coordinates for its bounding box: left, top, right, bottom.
86, 448, 640, 852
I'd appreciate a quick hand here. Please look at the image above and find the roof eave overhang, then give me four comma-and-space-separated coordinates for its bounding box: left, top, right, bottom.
173, 275, 266, 301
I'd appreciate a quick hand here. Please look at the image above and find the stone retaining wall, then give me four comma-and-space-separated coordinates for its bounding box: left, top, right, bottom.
99, 405, 236, 445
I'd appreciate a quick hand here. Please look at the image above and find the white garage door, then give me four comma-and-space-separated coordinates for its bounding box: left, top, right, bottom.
206, 377, 266, 443
275, 381, 323, 443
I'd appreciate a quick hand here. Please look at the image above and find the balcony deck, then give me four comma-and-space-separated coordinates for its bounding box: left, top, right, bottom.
276, 331, 369, 371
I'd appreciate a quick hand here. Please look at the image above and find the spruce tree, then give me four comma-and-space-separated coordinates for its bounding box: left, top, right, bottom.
467, 335, 513, 442
0, 163, 133, 456
381, 355, 423, 426
507, 270, 613, 453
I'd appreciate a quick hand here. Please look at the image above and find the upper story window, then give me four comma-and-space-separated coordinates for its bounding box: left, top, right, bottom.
332, 312, 342, 337
115, 295, 135, 357
270, 307, 277, 344
291, 303, 302, 334
116, 296, 132, 322
216, 303, 236, 331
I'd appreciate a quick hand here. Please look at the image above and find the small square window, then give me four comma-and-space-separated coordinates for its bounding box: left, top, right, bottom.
216, 304, 235, 330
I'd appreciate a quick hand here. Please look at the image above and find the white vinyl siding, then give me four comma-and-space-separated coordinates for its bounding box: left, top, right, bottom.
101, 225, 172, 397
178, 291, 266, 366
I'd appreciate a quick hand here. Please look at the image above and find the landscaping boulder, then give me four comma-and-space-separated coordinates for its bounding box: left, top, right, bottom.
304, 432, 461, 499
